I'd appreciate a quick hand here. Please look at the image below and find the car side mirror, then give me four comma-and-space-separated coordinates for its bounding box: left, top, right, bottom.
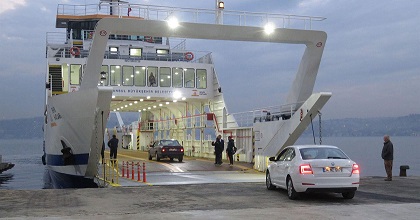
269, 157, 276, 161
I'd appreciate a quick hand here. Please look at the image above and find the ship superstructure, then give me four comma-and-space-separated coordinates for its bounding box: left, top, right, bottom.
44, 0, 329, 188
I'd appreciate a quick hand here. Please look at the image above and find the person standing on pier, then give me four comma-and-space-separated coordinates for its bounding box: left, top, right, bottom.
108, 135, 119, 163
212, 135, 224, 165
381, 135, 394, 181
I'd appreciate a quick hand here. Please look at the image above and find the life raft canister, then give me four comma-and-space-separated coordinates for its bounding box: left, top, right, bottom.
185, 52, 194, 61
70, 47, 80, 56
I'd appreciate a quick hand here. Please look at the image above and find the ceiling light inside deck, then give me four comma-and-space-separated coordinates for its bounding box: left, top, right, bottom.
264, 23, 275, 35
173, 91, 182, 99
167, 17, 179, 29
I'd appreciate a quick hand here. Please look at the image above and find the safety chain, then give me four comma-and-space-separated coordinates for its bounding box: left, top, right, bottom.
318, 111, 322, 145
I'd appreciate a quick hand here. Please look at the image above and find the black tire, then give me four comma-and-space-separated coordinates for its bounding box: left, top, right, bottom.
156, 153, 161, 161
178, 156, 183, 162
148, 153, 152, 160
287, 177, 299, 200
342, 191, 355, 199
266, 171, 276, 190
169, 157, 174, 161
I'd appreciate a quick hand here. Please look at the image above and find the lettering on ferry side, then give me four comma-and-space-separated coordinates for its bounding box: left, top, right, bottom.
50, 106, 62, 123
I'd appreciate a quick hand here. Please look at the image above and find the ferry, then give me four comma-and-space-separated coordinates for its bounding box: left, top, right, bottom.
43, 0, 330, 188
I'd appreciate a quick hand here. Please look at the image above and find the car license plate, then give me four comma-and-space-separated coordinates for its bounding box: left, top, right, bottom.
169, 148, 177, 151
323, 167, 342, 172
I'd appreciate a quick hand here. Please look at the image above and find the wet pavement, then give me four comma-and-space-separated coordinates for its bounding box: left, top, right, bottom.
1, 149, 420, 219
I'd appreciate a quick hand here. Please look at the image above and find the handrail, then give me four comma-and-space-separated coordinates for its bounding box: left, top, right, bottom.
57, 3, 325, 30
230, 101, 305, 127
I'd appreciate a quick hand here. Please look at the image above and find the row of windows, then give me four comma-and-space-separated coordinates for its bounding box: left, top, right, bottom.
69, 65, 207, 89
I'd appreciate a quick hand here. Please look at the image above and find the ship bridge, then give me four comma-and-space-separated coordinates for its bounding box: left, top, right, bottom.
45, 1, 329, 172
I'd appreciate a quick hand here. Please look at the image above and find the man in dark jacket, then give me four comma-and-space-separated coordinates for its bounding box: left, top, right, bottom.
381, 135, 394, 181
108, 135, 119, 162
212, 135, 224, 165
226, 136, 236, 166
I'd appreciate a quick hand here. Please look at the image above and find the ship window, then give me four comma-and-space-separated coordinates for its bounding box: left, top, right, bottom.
156, 49, 169, 54
196, 69, 207, 89
159, 67, 171, 87
99, 65, 109, 86
110, 65, 122, 86
123, 66, 134, 86
130, 48, 142, 57
184, 68, 195, 88
147, 66, 158, 87
70, 64, 81, 85
172, 67, 183, 88
134, 66, 146, 86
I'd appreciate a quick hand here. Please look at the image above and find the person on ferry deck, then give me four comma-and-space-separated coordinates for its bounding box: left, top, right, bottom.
226, 136, 236, 166
212, 135, 224, 165
381, 135, 394, 181
108, 135, 119, 162
148, 72, 156, 86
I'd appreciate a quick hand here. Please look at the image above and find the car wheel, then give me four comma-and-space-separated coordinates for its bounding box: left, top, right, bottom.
148, 153, 152, 160
266, 171, 276, 190
287, 177, 299, 200
178, 156, 183, 162
342, 191, 355, 199
169, 157, 174, 161
156, 153, 161, 161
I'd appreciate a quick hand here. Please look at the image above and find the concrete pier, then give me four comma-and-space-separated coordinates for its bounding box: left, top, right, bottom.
1, 149, 419, 219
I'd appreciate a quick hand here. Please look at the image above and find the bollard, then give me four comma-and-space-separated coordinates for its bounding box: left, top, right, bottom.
143, 162, 147, 182
400, 165, 410, 177
137, 162, 141, 182
126, 161, 129, 179
131, 161, 135, 180
122, 161, 125, 177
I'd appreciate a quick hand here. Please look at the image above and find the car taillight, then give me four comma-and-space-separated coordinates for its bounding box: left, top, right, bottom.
352, 164, 360, 174
162, 148, 166, 152
180, 148, 184, 152
299, 164, 313, 174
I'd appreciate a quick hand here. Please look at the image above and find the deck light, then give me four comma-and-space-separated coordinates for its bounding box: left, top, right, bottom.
146, 96, 151, 99
143, 108, 146, 111
117, 108, 120, 110
159, 103, 163, 106
173, 91, 182, 99
140, 99, 144, 102
138, 110, 141, 112
112, 95, 116, 99
264, 23, 275, 35
173, 100, 178, 103
181, 97, 186, 101
218, 1, 225, 9
134, 101, 138, 104
167, 17, 179, 29
129, 103, 133, 106
166, 102, 170, 105
125, 105, 128, 107
148, 107, 151, 110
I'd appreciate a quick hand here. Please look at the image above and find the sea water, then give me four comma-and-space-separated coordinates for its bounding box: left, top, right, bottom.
1, 137, 419, 189
0, 139, 44, 189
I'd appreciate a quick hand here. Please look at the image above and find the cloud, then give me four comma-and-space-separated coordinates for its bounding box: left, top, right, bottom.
0, 0, 26, 14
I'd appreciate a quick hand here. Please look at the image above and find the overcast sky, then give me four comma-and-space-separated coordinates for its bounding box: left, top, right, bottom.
0, 0, 419, 120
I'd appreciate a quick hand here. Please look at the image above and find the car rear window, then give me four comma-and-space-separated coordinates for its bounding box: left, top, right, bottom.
300, 148, 348, 160
160, 140, 180, 146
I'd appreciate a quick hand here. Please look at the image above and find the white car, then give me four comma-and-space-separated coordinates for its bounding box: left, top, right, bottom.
266, 145, 360, 200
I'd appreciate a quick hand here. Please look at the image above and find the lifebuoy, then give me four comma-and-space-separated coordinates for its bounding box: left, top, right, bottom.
185, 52, 194, 61
70, 47, 80, 56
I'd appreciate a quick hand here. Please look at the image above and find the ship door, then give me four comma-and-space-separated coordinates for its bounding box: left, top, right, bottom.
49, 65, 63, 94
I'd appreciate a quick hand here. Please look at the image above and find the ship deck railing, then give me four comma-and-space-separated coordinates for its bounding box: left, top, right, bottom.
57, 3, 325, 30
229, 102, 305, 128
